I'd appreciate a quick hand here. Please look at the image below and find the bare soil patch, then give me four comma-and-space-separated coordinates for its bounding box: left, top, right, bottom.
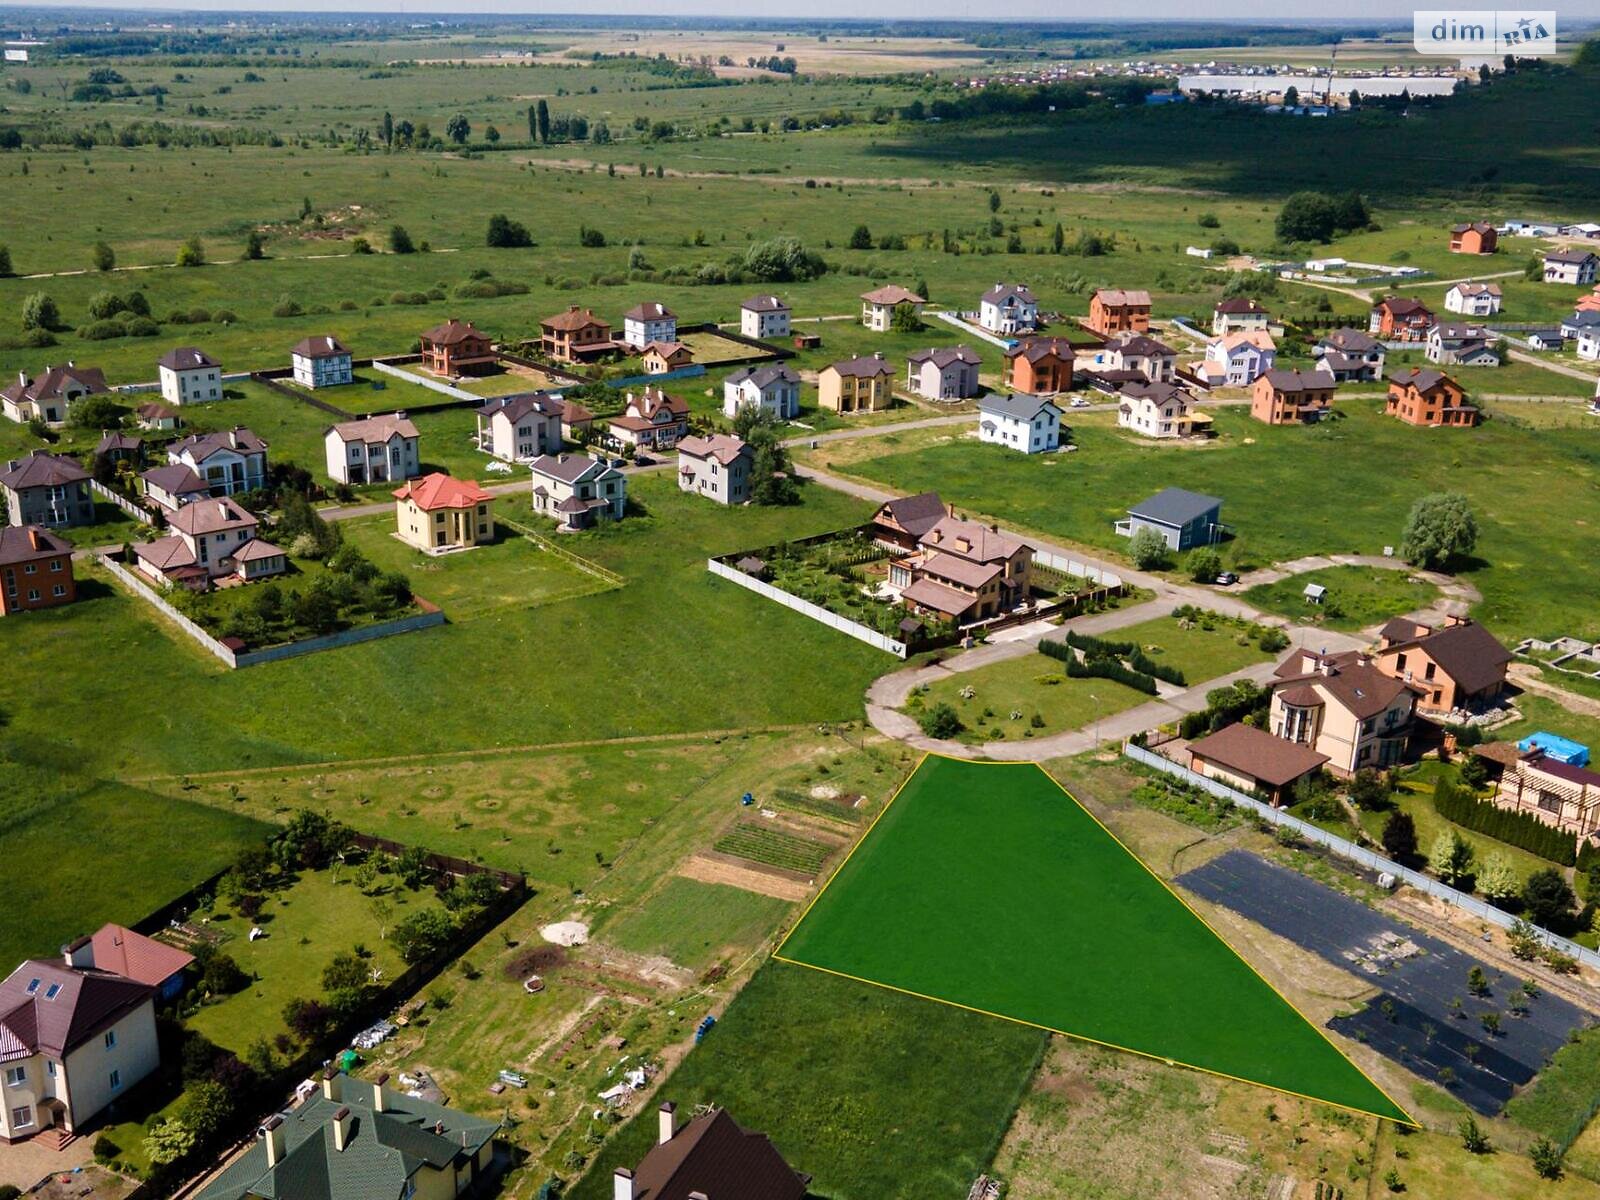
676, 853, 812, 901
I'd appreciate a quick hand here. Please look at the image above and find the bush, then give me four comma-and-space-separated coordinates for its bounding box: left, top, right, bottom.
1128, 527, 1168, 570
20, 292, 59, 330
78, 319, 128, 341
486, 213, 533, 248
272, 295, 304, 318
919, 702, 963, 739
125, 316, 158, 337
388, 224, 416, 254
175, 235, 206, 267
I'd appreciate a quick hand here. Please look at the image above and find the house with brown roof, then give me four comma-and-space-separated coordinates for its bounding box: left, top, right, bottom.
136, 401, 183, 432
1250, 368, 1336, 425
0, 451, 94, 528
1270, 647, 1419, 776
639, 341, 693, 375
418, 318, 496, 377
1, 364, 109, 427
887, 514, 1033, 624
1313, 328, 1386, 383
290, 336, 353, 389
529, 452, 626, 531
1188, 722, 1329, 804
1443, 282, 1503, 316
1372, 614, 1511, 716
1426, 321, 1500, 367
94, 430, 143, 469
475, 393, 564, 462
1117, 381, 1207, 440
819, 354, 893, 414
613, 1103, 808, 1200
0, 525, 76, 616
906, 346, 981, 401
979, 282, 1039, 334
859, 285, 925, 332
1449, 222, 1498, 255
85, 925, 193, 1001
609, 386, 689, 450
1543, 249, 1599, 286
1095, 332, 1177, 383
168, 427, 269, 495
740, 294, 791, 340
1003, 337, 1076, 395
1212, 296, 1271, 336
0, 946, 163, 1143
323, 412, 420, 485
622, 302, 677, 350
677, 433, 753, 505
1473, 741, 1600, 844
869, 490, 949, 552
139, 463, 209, 513
134, 496, 285, 587
157, 347, 222, 406
1086, 288, 1151, 336
540, 306, 614, 363
1385, 368, 1478, 427
393, 474, 495, 552
1369, 297, 1434, 342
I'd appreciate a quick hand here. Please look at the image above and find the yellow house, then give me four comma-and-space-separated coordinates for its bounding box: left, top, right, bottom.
818, 354, 894, 414
393, 472, 495, 553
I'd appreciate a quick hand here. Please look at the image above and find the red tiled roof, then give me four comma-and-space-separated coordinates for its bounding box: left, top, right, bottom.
89, 925, 194, 988
393, 473, 494, 510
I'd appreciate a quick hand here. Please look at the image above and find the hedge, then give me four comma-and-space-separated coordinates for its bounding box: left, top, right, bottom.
1047, 630, 1185, 686
1040, 638, 1157, 694
1433, 779, 1577, 866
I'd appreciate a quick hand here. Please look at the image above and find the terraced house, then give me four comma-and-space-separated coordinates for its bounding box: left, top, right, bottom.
0, 451, 94, 528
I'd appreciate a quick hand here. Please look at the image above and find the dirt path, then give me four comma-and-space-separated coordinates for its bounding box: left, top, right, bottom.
1509, 662, 1600, 717
676, 854, 812, 901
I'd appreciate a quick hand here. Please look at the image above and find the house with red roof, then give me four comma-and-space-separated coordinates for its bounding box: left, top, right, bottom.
86, 925, 193, 1000
393, 473, 496, 552
608, 387, 689, 450
418, 318, 496, 378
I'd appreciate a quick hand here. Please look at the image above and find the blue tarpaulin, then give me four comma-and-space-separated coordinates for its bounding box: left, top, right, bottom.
1517, 731, 1589, 766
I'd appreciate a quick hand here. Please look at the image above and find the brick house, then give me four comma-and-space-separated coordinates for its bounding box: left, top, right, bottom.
1449, 222, 1498, 254
1385, 367, 1479, 427
418, 318, 496, 377
1369, 297, 1434, 342
0, 525, 76, 615
1003, 337, 1076, 394
888, 514, 1033, 625
818, 355, 893, 414
1250, 368, 1336, 424
540, 306, 614, 363
1086, 288, 1151, 336
0, 452, 94, 528
1372, 614, 1511, 716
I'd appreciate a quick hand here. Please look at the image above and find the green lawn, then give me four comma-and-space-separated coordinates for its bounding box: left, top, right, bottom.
1112, 611, 1276, 681
779, 755, 1411, 1123
602, 877, 791, 970
909, 652, 1152, 743
340, 515, 612, 619
1244, 566, 1442, 633
1504, 1027, 1600, 1152
568, 960, 1047, 1200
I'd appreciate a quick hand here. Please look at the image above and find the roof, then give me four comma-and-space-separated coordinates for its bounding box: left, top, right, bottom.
624, 301, 675, 322
137, 401, 180, 420
231, 538, 285, 563
541, 305, 609, 332
0, 450, 90, 491
1381, 617, 1511, 696
197, 1075, 499, 1200
529, 453, 618, 485
1007, 336, 1079, 364
1120, 380, 1193, 407
1092, 288, 1152, 307
157, 346, 219, 371
393, 473, 494, 511
1214, 297, 1268, 314
328, 413, 419, 444
726, 364, 800, 389
1190, 722, 1329, 787
418, 318, 489, 346
624, 387, 689, 421
1, 363, 109, 407
1450, 282, 1502, 298
141, 463, 208, 496
921, 515, 1028, 563
1545, 248, 1599, 265
95, 431, 142, 455
919, 550, 1003, 589
1108, 333, 1175, 358
1318, 327, 1380, 353
1451, 221, 1496, 235
900, 576, 980, 619
859, 285, 925, 306
825, 354, 893, 379
1376, 296, 1432, 316
1216, 330, 1276, 354
1273, 649, 1416, 720
741, 294, 789, 313
979, 392, 1060, 422
171, 427, 268, 462
168, 497, 258, 537
1127, 486, 1222, 528
88, 924, 193, 988
677, 433, 750, 466
641, 341, 691, 360
0, 525, 72, 566
981, 282, 1037, 305
1258, 368, 1335, 392
291, 335, 349, 359
1387, 366, 1456, 394
133, 535, 196, 571
628, 1108, 808, 1200
907, 346, 981, 369
874, 490, 947, 539
0, 960, 152, 1061
474, 392, 563, 424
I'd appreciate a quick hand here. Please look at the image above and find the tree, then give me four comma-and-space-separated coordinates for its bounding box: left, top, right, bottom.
738, 237, 826, 283
1347, 769, 1391, 812
1400, 492, 1477, 570
1521, 868, 1576, 929
1128, 527, 1168, 570
485, 214, 532, 249
1428, 830, 1475, 886
847, 224, 873, 250
283, 997, 333, 1042
1382, 810, 1418, 861
536, 98, 551, 144
243, 230, 265, 260
388, 224, 415, 254
1188, 548, 1222, 583
179, 1080, 234, 1143
176, 236, 206, 268
392, 907, 456, 965
1458, 1115, 1491, 1153
526, 104, 537, 140
143, 1118, 196, 1166
1283, 85, 1300, 106
485, 125, 500, 143
1477, 853, 1520, 905
272, 809, 349, 871
380, 110, 393, 146
445, 113, 470, 144
987, 189, 1001, 212
322, 951, 368, 994
20, 292, 59, 330
0, 245, 11, 277
1276, 191, 1339, 242
1530, 1138, 1564, 1179
67, 394, 124, 430
1467, 965, 1491, 996
1051, 222, 1064, 254
750, 436, 798, 507
90, 241, 115, 272
919, 702, 963, 739
578, 225, 607, 248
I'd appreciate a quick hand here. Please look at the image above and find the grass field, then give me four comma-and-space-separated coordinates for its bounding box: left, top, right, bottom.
779, 755, 1411, 1123
907, 653, 1152, 744
1110, 611, 1276, 680
1244, 565, 1442, 633
602, 877, 791, 971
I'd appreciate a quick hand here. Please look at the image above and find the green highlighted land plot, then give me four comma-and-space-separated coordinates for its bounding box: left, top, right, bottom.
778, 755, 1410, 1123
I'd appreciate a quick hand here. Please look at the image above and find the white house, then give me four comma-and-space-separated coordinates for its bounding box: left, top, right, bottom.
1578, 329, 1600, 361
133, 496, 286, 586
860, 285, 924, 332
723, 364, 800, 420
622, 302, 676, 351
1212, 297, 1271, 336
529, 453, 627, 531
138, 463, 209, 513
1117, 381, 1207, 439
157, 347, 223, 406
1544, 250, 1600, 286
676, 434, 754, 505
323, 412, 420, 485
474, 393, 564, 462
1426, 321, 1500, 367
977, 393, 1061, 454
1200, 331, 1276, 388
740, 295, 791, 340
1097, 333, 1177, 382
1, 364, 109, 427
978, 283, 1038, 335
1313, 328, 1386, 382
1443, 282, 1503, 316
291, 336, 353, 389
905, 347, 981, 401
167, 427, 268, 496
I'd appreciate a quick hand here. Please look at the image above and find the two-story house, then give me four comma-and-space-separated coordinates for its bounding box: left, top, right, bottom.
157, 347, 223, 406
1449, 222, 1498, 254
1250, 368, 1336, 425
740, 295, 791, 340
723, 364, 800, 420
290, 336, 353, 389
418, 318, 496, 377
977, 393, 1061, 454
1270, 648, 1419, 777
609, 387, 689, 451
1098, 333, 1177, 383
978, 283, 1039, 335
888, 515, 1034, 625
323, 412, 421, 485
168, 427, 269, 496
1199, 330, 1275, 388
134, 496, 286, 587
540, 306, 614, 363
1211, 296, 1271, 336
1313, 328, 1386, 382
818, 355, 893, 415
677, 434, 754, 505
1369, 297, 1434, 342
138, 464, 209, 513
905, 347, 981, 401
0, 525, 76, 616
639, 342, 693, 375
622, 302, 677, 350
610, 1103, 807, 1200
529, 453, 627, 531
475, 393, 564, 462
0, 452, 94, 528
1544, 249, 1599, 286
1117, 381, 1207, 439
1385, 367, 1479, 427
859, 285, 924, 332
1003, 338, 1076, 394
1371, 614, 1511, 717
1, 364, 109, 427
1443, 282, 1503, 316
392, 473, 495, 553
1426, 321, 1500, 367
1086, 288, 1151, 336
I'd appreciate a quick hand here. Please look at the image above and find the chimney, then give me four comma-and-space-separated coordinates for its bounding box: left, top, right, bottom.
16, 371, 25, 389
263, 1115, 286, 1167
613, 1169, 635, 1200
229, 428, 240, 449
332, 1105, 353, 1152
658, 1102, 676, 1146
27, 528, 42, 552
62, 936, 95, 970
321, 1066, 341, 1102
372, 1071, 389, 1113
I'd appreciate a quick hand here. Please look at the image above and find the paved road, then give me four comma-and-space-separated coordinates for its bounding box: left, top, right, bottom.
1507, 347, 1600, 386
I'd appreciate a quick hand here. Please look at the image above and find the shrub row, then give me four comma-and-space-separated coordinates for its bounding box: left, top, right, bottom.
1434, 780, 1576, 866
1041, 640, 1159, 695
1058, 628, 1186, 686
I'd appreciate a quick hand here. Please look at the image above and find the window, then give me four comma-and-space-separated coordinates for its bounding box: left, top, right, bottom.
24, 978, 40, 995
52, 585, 65, 598
109, 1070, 122, 1091
5, 1066, 26, 1086
104, 1030, 117, 1050
26, 590, 39, 603
10, 1106, 33, 1130
43, 983, 60, 1000
23, 563, 36, 575
49, 559, 61, 572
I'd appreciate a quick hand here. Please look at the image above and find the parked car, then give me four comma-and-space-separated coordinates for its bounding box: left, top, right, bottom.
1069, 397, 1092, 409
1214, 571, 1238, 586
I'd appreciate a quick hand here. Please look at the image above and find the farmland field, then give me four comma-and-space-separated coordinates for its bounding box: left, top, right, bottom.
712, 822, 832, 873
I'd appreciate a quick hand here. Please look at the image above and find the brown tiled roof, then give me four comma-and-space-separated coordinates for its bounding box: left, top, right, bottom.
0, 451, 90, 490
1259, 368, 1336, 393
1120, 380, 1193, 407
677, 433, 749, 466
1093, 288, 1152, 307
1214, 297, 1267, 314
628, 1108, 808, 1200
291, 335, 349, 359
919, 551, 1002, 589
1382, 618, 1511, 696
328, 413, 419, 444
1376, 296, 1431, 317
1189, 722, 1329, 787
1451, 222, 1495, 235
133, 535, 197, 571
0, 525, 72, 566
1273, 649, 1415, 720
1, 364, 109, 407
741, 295, 789, 313
541, 306, 609, 333
89, 925, 194, 988
171, 427, 268, 462
874, 490, 947, 539
1007, 337, 1078, 364
826, 355, 893, 379
921, 515, 1028, 563
1387, 367, 1455, 394
860, 285, 924, 306
419, 318, 489, 346
624, 302, 675, 322
1319, 328, 1379, 353
140, 464, 207, 496
1108, 333, 1175, 358
0, 961, 152, 1060
157, 346, 219, 371
900, 576, 979, 619
168, 497, 258, 537
625, 386, 689, 420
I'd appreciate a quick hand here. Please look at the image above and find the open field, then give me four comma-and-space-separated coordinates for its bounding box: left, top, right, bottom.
1244, 565, 1442, 632
603, 877, 791, 971
907, 653, 1151, 744
779, 755, 1410, 1122
1111, 610, 1277, 680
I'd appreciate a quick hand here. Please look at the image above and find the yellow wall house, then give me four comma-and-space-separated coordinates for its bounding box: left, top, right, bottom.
818, 354, 894, 414
393, 473, 496, 553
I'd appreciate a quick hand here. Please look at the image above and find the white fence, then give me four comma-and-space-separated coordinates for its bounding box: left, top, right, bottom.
370, 359, 480, 401
1031, 549, 1123, 590
707, 558, 907, 657
1124, 742, 1600, 970
98, 553, 239, 666
90, 479, 160, 525
926, 309, 1017, 351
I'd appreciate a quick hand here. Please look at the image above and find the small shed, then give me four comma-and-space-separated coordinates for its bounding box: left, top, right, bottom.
793, 333, 822, 350
1303, 583, 1327, 605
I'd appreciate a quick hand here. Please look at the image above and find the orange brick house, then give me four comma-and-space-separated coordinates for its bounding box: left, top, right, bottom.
1250, 368, 1336, 425
1385, 367, 1479, 427
419, 318, 496, 377
1449, 222, 1498, 255
1086, 289, 1152, 336
1004, 338, 1076, 394
540, 306, 615, 363
0, 525, 76, 615
1369, 297, 1434, 342
1372, 614, 1511, 716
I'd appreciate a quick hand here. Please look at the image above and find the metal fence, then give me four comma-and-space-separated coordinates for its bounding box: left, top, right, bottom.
1123, 742, 1600, 970
926, 309, 1016, 351
369, 359, 480, 401
1032, 549, 1124, 590
707, 558, 908, 657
